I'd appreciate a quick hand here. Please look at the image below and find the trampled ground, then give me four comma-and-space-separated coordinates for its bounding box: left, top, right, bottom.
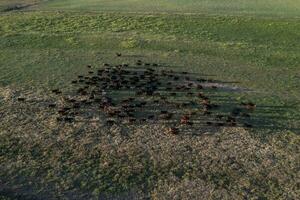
0, 0, 299, 199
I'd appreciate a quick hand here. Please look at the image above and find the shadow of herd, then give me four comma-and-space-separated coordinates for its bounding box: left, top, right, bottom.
18, 56, 258, 134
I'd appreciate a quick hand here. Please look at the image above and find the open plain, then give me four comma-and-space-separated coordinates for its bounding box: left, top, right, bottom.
0, 0, 299, 199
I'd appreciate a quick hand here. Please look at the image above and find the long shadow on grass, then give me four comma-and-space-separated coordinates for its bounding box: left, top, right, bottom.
25, 60, 296, 134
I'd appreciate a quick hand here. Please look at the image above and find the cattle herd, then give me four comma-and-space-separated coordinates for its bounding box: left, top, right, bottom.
23, 58, 256, 134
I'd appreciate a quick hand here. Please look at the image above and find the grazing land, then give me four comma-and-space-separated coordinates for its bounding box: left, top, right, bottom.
0, 0, 299, 199
41, 0, 300, 16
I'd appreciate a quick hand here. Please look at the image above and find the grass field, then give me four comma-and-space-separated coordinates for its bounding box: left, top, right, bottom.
2, 0, 300, 16
40, 0, 300, 16
0, 0, 299, 199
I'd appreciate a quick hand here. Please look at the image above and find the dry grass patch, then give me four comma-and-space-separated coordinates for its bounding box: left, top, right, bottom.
0, 89, 299, 199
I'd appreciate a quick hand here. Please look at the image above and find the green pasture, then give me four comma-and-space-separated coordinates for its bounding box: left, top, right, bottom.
41, 0, 300, 17
0, 1, 299, 199
0, 12, 299, 103
2, 0, 300, 16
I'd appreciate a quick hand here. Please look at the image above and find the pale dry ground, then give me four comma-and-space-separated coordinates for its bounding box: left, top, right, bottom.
0, 87, 299, 199
0, 0, 39, 11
